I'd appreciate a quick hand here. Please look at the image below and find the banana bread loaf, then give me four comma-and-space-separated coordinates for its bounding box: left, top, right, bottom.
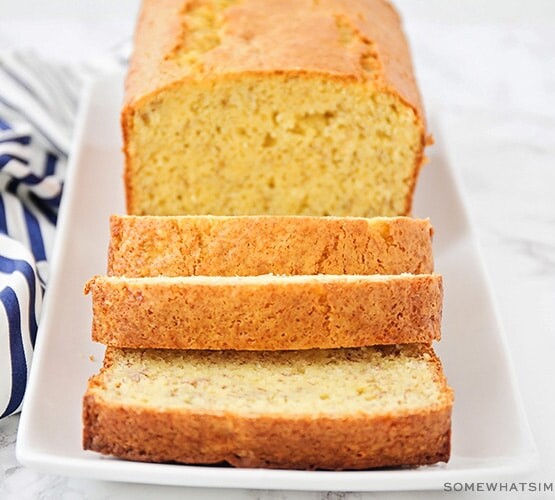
123, 0, 429, 217
83, 344, 453, 469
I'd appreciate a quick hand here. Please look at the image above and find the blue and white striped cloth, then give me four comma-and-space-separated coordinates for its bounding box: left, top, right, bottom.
1, 47, 128, 419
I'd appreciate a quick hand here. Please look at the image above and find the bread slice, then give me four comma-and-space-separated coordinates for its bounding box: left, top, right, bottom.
108, 215, 434, 277
123, 0, 429, 217
85, 274, 442, 350
83, 344, 453, 469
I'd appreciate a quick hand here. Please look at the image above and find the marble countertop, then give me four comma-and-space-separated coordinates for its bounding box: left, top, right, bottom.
1, 1, 555, 498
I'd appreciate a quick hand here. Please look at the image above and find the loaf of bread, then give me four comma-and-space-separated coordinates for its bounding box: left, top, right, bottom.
85, 274, 442, 350
123, 0, 429, 217
108, 215, 434, 277
83, 344, 453, 469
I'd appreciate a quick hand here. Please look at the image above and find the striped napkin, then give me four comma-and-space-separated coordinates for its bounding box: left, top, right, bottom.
0, 50, 125, 419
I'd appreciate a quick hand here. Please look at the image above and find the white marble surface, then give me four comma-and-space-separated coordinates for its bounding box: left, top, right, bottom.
2, 1, 555, 498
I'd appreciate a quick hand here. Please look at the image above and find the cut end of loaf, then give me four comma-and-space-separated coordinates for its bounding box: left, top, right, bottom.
89, 345, 451, 416
83, 345, 453, 469
124, 74, 424, 216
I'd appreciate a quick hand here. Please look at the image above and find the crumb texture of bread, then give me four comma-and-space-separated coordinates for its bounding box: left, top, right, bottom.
108, 215, 434, 277
85, 274, 443, 350
83, 345, 453, 469
123, 0, 427, 217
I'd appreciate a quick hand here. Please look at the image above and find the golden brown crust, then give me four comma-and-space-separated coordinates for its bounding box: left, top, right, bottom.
83, 345, 453, 469
83, 400, 451, 469
108, 215, 434, 277
85, 274, 442, 350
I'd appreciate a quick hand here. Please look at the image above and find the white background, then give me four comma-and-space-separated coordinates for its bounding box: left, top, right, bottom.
1, 1, 555, 498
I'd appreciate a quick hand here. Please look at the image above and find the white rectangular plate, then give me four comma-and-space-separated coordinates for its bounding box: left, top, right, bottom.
16, 69, 537, 491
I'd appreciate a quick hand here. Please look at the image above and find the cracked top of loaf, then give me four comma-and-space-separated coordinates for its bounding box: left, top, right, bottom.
124, 0, 423, 120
